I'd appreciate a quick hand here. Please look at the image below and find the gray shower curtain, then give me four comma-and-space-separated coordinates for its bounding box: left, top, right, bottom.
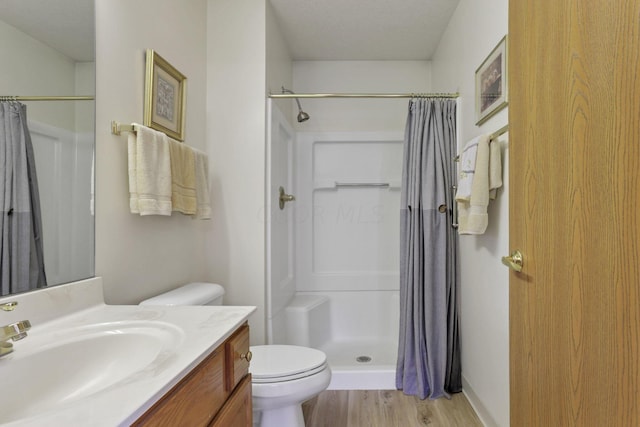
396, 98, 461, 399
0, 102, 47, 295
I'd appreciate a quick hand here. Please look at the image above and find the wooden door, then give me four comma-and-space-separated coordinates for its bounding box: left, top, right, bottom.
508, 0, 640, 425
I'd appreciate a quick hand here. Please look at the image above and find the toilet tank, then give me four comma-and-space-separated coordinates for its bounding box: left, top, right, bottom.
139, 282, 225, 306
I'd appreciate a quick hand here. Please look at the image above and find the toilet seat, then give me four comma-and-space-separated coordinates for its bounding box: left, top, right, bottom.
250, 345, 328, 383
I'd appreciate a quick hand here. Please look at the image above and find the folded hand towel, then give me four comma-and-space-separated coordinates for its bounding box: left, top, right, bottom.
192, 148, 212, 220
168, 139, 197, 215
128, 124, 172, 216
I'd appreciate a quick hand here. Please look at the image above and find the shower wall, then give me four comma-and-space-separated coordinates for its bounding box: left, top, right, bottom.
30, 121, 94, 285
266, 101, 296, 344
294, 132, 403, 296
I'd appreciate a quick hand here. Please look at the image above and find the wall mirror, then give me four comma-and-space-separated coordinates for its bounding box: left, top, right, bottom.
0, 0, 95, 296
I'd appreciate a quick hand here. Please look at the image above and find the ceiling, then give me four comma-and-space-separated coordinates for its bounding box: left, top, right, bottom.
0, 0, 459, 63
0, 0, 94, 62
268, 0, 460, 60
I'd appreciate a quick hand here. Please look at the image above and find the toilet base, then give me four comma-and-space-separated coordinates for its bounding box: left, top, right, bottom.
254, 404, 304, 427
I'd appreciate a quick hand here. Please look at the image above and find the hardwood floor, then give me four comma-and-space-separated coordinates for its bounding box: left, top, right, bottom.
302, 390, 483, 427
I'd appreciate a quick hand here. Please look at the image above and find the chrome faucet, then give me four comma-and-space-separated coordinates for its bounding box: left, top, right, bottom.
0, 302, 31, 357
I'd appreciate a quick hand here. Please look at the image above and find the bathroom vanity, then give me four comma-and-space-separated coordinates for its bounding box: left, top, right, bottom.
0, 278, 256, 426
133, 323, 252, 426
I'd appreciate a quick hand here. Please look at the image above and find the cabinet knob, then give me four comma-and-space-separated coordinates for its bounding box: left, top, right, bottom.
241, 350, 252, 362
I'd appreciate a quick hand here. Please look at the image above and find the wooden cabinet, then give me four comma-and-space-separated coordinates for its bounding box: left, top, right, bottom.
134, 323, 252, 427
210, 375, 252, 427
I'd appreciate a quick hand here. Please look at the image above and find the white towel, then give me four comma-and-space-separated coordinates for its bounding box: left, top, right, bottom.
128, 124, 172, 216
455, 135, 484, 201
168, 139, 197, 215
192, 148, 212, 220
488, 138, 503, 200
456, 135, 502, 234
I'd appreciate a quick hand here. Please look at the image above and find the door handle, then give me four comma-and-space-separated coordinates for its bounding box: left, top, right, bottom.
502, 250, 523, 272
279, 186, 295, 210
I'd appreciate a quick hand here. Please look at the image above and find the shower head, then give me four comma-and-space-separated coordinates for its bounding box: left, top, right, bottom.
282, 87, 310, 123
296, 106, 310, 123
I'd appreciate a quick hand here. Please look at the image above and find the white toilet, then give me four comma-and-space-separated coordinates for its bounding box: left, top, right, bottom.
139, 282, 331, 427
250, 344, 331, 427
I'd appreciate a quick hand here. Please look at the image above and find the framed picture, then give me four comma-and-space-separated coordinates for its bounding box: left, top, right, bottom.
475, 36, 508, 125
144, 49, 187, 141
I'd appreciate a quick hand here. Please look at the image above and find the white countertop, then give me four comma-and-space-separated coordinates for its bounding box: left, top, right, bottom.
0, 278, 256, 426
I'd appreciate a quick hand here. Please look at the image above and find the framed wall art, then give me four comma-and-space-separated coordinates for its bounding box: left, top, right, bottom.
144, 49, 187, 141
475, 36, 507, 126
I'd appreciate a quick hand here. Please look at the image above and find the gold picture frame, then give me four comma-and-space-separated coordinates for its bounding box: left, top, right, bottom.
475, 36, 508, 126
144, 49, 187, 141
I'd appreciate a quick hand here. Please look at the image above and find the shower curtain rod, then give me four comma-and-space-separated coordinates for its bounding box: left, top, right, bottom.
269, 92, 459, 99
0, 96, 94, 101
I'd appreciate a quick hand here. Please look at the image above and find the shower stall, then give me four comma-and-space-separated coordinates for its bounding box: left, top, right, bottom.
265, 60, 436, 390
267, 99, 402, 389
296, 129, 403, 390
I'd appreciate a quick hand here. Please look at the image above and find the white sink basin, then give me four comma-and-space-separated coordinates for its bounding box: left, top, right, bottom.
0, 320, 184, 424
0, 278, 255, 426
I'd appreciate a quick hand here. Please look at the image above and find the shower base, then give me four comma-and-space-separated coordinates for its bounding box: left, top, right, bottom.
319, 339, 397, 390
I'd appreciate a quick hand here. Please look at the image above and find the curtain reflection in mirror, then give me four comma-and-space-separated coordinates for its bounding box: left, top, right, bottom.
0, 102, 47, 295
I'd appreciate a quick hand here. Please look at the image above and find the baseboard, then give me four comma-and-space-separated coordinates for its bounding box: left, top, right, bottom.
462, 376, 500, 427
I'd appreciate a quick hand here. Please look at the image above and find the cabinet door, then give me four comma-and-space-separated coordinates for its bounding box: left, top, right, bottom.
226, 324, 251, 391
210, 374, 252, 427
133, 349, 227, 427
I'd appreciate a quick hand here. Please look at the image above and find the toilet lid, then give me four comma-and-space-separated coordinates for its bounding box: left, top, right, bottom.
249, 345, 327, 381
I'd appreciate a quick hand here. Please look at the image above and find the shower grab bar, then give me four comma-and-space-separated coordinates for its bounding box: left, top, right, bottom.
334, 182, 390, 188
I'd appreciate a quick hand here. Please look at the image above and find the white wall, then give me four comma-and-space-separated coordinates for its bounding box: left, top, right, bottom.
0, 20, 76, 129
73, 62, 96, 282
95, 0, 211, 304
266, 1, 293, 123
206, 0, 268, 345
293, 61, 431, 132
431, 0, 509, 426
75, 62, 95, 133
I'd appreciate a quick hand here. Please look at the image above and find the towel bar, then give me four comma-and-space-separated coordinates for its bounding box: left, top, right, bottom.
454, 124, 509, 162
111, 121, 135, 136
489, 124, 509, 141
